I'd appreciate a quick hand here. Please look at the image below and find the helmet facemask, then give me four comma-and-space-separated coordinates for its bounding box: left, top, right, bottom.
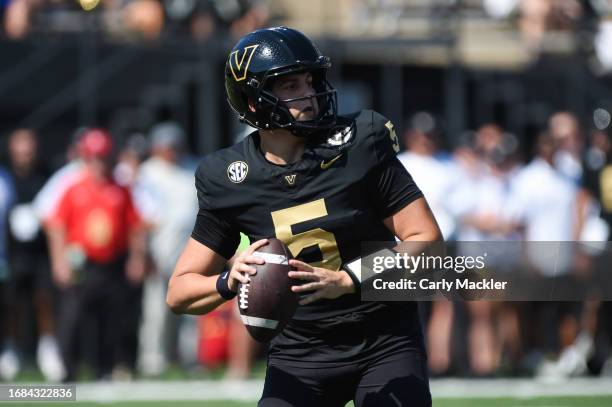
247, 68, 338, 137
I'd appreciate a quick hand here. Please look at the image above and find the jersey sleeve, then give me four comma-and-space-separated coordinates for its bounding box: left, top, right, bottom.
366, 156, 423, 219
361, 111, 423, 218
191, 160, 240, 259
370, 110, 401, 165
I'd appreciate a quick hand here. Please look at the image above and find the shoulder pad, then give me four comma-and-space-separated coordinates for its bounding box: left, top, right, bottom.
195, 142, 247, 211
343, 110, 400, 168
368, 110, 400, 162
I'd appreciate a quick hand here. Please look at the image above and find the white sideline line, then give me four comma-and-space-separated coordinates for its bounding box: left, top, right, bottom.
21, 378, 609, 402
432, 378, 612, 399
74, 380, 263, 402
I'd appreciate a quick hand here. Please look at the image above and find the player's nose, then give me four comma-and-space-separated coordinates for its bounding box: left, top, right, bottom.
302, 87, 317, 106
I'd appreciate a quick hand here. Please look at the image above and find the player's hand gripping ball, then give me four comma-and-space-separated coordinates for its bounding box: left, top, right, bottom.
237, 238, 299, 342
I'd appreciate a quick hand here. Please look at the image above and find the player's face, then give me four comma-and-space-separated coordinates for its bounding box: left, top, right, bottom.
271, 72, 319, 121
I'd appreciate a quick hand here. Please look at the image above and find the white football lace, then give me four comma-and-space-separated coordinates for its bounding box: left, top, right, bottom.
239, 284, 249, 309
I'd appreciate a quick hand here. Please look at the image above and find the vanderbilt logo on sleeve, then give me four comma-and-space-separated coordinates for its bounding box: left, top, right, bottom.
229, 45, 259, 82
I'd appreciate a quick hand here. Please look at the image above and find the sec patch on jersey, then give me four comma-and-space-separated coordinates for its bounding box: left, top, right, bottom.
238, 238, 299, 342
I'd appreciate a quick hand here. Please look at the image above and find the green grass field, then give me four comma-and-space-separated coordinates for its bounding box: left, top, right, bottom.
4, 365, 611, 406
2, 397, 612, 406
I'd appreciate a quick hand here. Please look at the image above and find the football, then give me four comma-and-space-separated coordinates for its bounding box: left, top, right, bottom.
237, 238, 299, 342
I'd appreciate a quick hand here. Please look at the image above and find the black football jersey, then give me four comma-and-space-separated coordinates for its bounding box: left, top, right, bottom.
192, 109, 424, 364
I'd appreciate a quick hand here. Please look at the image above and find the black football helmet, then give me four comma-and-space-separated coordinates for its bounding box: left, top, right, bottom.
224, 26, 337, 137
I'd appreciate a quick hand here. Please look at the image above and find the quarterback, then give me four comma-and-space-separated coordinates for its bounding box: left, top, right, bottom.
167, 27, 441, 407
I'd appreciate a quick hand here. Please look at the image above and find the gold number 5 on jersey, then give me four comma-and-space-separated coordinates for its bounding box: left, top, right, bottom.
271, 199, 342, 271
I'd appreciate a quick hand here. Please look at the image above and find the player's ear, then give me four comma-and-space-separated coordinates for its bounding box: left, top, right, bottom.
248, 98, 256, 113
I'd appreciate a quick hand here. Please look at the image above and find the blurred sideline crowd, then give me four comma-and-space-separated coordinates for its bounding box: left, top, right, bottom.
7, 1, 612, 73
0, 0, 270, 41
1, 109, 612, 383
400, 111, 612, 379
0, 122, 218, 382
1, 0, 611, 51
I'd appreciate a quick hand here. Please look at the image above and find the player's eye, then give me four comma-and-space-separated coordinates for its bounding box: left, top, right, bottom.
281, 82, 297, 91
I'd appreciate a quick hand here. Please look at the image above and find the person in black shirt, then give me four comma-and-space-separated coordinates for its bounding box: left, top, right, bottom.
4, 128, 65, 382
167, 27, 441, 406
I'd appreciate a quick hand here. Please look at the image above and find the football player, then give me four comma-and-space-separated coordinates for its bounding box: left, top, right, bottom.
167, 26, 441, 407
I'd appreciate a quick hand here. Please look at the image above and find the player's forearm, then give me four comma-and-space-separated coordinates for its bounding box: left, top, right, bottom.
393, 229, 444, 264
166, 272, 226, 315
383, 197, 443, 243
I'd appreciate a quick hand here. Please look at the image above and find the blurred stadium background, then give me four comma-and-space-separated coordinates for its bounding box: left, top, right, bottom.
1, 0, 612, 406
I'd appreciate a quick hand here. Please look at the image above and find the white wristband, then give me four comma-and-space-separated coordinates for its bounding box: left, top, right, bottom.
343, 247, 398, 285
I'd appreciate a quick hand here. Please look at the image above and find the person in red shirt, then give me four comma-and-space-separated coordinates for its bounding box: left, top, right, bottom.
47, 128, 146, 381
